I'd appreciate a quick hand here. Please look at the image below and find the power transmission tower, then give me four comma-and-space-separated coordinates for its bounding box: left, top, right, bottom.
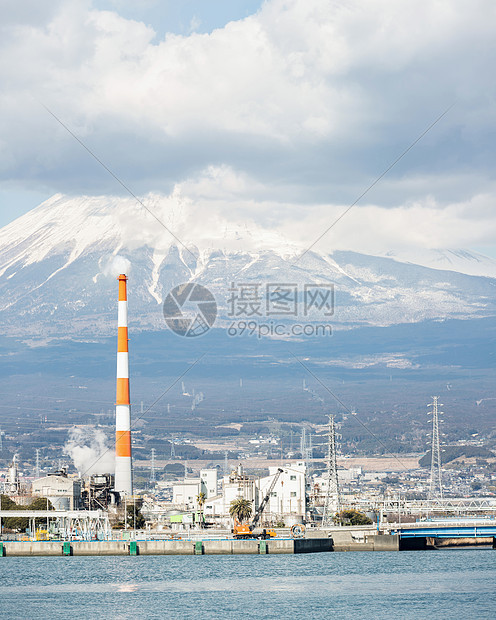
428, 396, 443, 500
35, 449, 40, 480
300, 426, 314, 473
300, 426, 306, 456
300, 426, 309, 471
307, 431, 313, 475
150, 448, 156, 484
322, 415, 341, 527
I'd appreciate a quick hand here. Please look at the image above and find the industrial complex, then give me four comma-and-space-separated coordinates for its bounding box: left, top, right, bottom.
0, 275, 495, 555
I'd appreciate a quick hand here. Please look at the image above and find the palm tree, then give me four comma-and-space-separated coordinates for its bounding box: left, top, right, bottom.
195, 492, 206, 528
229, 498, 252, 523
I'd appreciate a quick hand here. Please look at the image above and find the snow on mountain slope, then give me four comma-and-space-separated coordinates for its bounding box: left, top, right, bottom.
381, 248, 496, 278
0, 192, 298, 274
0, 194, 495, 338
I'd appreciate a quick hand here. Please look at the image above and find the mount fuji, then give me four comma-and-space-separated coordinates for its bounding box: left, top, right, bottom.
0, 193, 496, 339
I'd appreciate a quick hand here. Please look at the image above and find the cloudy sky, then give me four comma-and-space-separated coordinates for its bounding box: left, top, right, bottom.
1, 0, 496, 257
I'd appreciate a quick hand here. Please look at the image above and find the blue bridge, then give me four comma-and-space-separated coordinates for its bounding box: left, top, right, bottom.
393, 523, 496, 539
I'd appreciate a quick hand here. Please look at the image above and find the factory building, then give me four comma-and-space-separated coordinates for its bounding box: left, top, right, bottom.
4, 455, 21, 495
172, 479, 205, 509
202, 464, 307, 524
32, 471, 83, 510
223, 464, 256, 504
202, 495, 225, 518
201, 465, 257, 519
172, 469, 219, 509
256, 464, 306, 523
82, 474, 117, 510
199, 469, 218, 498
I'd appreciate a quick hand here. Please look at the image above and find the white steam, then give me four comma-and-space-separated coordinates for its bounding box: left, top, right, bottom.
103, 254, 132, 278
64, 427, 115, 475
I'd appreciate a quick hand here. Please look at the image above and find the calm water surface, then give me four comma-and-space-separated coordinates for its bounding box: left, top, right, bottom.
0, 548, 495, 619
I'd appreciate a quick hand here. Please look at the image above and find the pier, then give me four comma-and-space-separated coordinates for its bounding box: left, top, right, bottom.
0, 537, 333, 556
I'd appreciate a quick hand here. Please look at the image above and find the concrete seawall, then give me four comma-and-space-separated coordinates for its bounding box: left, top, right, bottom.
332, 535, 399, 552
0, 533, 412, 556
308, 529, 400, 552
0, 538, 333, 557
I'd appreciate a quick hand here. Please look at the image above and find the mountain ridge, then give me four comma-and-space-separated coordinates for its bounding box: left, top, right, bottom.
0, 194, 495, 338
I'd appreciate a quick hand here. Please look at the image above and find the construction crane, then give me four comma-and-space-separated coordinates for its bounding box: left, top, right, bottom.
252, 468, 284, 527
233, 468, 284, 539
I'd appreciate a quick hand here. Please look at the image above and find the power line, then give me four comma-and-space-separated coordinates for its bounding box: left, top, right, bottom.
79, 353, 206, 479
294, 103, 454, 263
40, 103, 196, 262
289, 351, 410, 471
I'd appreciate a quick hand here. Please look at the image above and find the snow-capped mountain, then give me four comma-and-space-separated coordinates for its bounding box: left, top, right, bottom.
380, 248, 496, 278
0, 194, 495, 338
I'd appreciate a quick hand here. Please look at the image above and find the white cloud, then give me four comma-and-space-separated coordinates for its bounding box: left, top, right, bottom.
0, 0, 496, 255
279, 191, 496, 256
3, 172, 496, 266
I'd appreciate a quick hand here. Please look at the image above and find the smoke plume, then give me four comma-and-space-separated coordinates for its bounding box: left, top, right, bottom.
64, 427, 115, 475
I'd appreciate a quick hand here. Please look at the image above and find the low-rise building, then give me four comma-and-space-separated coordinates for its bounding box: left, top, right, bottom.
200, 469, 218, 498
172, 469, 219, 509
172, 479, 204, 509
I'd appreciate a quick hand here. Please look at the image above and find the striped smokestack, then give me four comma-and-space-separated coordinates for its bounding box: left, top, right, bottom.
114, 273, 133, 495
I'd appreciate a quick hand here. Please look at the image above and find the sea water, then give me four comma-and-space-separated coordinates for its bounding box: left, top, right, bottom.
0, 547, 495, 619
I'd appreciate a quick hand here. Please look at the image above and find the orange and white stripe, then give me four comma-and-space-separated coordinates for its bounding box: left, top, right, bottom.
114, 273, 133, 495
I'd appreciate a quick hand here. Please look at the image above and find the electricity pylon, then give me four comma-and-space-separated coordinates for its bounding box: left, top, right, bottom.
428, 396, 443, 500
150, 448, 156, 484
35, 449, 40, 480
322, 415, 341, 527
